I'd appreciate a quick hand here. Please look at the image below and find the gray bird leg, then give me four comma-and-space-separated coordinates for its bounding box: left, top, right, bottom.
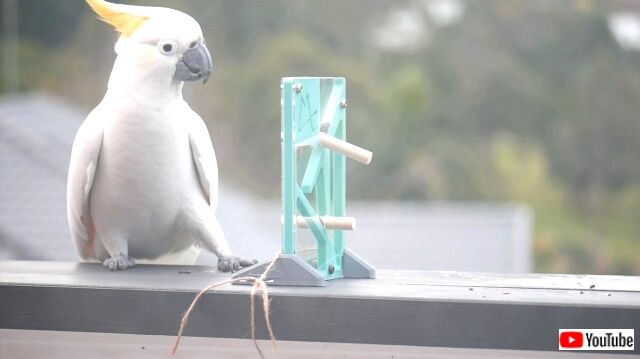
100, 232, 136, 271
191, 206, 256, 272
103, 255, 136, 271
217, 255, 258, 273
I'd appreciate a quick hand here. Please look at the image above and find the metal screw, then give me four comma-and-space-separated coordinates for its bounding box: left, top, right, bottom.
293, 83, 303, 94
328, 265, 335, 274
340, 99, 348, 109
320, 122, 330, 133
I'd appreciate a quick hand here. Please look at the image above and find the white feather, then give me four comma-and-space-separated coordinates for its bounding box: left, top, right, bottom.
67, 108, 103, 259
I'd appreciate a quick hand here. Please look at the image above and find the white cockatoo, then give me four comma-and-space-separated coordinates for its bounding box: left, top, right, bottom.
67, 0, 256, 271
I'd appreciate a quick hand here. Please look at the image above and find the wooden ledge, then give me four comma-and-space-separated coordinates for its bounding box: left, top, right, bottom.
1, 261, 639, 354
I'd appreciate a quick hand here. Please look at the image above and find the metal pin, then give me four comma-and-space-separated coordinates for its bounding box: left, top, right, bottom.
340, 99, 348, 109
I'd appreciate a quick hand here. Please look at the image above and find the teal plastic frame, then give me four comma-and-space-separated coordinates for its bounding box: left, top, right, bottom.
282, 77, 346, 279
234, 77, 375, 286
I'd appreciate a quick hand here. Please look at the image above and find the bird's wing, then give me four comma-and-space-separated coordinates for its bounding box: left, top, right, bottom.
187, 111, 219, 210
67, 110, 104, 259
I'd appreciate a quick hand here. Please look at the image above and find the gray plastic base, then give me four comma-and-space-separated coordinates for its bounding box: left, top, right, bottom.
232, 254, 326, 286
343, 247, 376, 279
233, 248, 376, 287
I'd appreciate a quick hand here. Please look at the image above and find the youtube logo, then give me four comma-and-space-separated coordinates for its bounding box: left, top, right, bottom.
559, 331, 584, 349
559, 329, 634, 351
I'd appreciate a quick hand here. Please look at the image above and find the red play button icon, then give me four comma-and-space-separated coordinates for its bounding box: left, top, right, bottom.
559, 331, 584, 348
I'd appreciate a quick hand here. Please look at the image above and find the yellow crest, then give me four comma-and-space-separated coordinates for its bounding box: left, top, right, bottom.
85, 0, 148, 37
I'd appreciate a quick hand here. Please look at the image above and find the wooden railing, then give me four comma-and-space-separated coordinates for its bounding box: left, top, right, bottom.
1, 261, 639, 358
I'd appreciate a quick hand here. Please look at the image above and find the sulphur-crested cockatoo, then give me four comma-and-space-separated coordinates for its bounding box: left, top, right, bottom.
67, 0, 256, 271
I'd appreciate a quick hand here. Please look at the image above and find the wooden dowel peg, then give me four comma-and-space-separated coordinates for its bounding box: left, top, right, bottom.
296, 216, 357, 231
318, 133, 372, 165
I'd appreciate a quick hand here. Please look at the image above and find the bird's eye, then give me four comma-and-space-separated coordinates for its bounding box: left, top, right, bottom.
157, 40, 178, 55
189, 41, 198, 49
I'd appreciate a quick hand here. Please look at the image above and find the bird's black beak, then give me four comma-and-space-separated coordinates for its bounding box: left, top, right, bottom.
174, 43, 213, 84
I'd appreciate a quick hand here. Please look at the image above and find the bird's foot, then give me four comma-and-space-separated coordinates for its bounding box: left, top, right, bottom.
103, 255, 136, 271
217, 255, 258, 273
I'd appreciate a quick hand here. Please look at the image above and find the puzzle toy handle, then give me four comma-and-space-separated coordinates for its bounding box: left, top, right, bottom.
319, 133, 373, 165
296, 216, 357, 231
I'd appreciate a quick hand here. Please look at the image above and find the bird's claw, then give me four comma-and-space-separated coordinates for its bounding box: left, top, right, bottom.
103, 255, 136, 271
217, 255, 258, 273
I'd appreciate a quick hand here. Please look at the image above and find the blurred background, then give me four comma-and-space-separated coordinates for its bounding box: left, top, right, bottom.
1, 0, 639, 275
